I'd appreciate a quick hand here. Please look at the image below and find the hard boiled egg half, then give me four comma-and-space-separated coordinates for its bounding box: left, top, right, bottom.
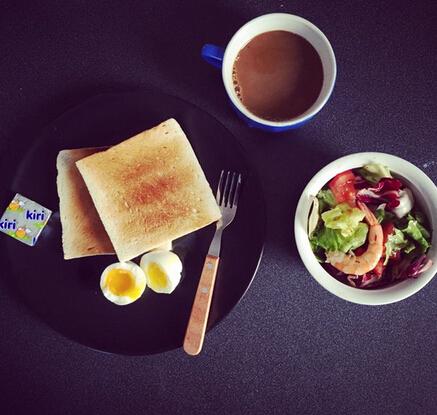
140, 250, 183, 294
100, 261, 147, 305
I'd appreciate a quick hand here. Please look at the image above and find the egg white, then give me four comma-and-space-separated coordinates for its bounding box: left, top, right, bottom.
140, 250, 183, 294
100, 261, 147, 305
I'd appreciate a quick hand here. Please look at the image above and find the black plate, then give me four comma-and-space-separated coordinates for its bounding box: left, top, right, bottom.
0, 89, 265, 355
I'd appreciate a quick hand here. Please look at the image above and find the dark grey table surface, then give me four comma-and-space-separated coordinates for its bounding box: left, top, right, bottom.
1, 1, 436, 414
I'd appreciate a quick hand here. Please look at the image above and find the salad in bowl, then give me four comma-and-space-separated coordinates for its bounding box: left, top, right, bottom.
295, 152, 437, 305
309, 163, 432, 289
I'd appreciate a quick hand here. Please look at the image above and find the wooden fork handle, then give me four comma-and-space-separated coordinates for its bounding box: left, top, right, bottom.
183, 255, 220, 356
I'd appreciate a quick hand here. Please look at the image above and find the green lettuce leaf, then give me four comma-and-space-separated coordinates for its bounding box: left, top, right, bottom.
384, 228, 407, 265
321, 203, 365, 237
407, 213, 430, 239
375, 206, 396, 224
413, 211, 427, 225
311, 223, 368, 253
403, 240, 416, 254
310, 239, 325, 263
359, 163, 392, 184
403, 219, 431, 252
375, 207, 385, 224
317, 189, 336, 212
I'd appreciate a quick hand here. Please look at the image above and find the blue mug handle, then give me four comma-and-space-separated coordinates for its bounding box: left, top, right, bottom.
201, 44, 225, 69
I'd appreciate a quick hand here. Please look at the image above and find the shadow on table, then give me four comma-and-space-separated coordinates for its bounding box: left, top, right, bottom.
0, 81, 133, 202
245, 126, 341, 261
146, 2, 249, 93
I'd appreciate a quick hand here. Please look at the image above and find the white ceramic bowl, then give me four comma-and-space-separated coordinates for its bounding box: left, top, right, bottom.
294, 152, 437, 305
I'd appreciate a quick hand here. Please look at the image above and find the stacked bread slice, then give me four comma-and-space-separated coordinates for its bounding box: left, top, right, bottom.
56, 147, 115, 259
56, 119, 221, 262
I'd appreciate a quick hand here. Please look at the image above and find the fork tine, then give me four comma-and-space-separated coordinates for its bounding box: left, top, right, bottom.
222, 171, 231, 206
232, 174, 242, 207
229, 172, 237, 207
216, 170, 224, 204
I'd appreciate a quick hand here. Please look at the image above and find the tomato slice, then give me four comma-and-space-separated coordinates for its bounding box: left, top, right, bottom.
328, 170, 356, 206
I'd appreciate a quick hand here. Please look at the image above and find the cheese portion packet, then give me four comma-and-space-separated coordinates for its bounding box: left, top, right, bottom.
0, 193, 52, 246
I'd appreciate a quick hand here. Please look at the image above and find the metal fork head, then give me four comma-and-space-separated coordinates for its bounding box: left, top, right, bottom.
215, 170, 241, 228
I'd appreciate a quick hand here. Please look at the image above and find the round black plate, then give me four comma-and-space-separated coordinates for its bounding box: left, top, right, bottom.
0, 89, 265, 355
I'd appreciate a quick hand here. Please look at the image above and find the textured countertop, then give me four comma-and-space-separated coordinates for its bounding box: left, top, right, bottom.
1, 1, 436, 414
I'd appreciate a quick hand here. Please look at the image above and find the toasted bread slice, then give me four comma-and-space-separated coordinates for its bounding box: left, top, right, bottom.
76, 119, 221, 262
56, 147, 115, 259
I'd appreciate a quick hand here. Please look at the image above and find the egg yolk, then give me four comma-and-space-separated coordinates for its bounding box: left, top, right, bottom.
105, 269, 141, 299
147, 262, 168, 290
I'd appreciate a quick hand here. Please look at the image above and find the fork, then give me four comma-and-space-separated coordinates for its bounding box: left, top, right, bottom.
183, 170, 242, 355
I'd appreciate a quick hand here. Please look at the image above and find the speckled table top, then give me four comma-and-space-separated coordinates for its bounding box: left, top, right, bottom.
0, 1, 436, 414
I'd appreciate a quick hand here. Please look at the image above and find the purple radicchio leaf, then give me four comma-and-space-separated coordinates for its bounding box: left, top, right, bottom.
356, 178, 403, 210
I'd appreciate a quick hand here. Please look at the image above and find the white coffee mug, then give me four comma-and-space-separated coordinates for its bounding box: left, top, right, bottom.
202, 13, 337, 132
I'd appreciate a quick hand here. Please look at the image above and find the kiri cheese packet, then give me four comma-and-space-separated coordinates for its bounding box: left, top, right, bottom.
0, 193, 52, 246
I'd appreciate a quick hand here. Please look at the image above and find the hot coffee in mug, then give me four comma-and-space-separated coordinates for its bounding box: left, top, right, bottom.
232, 30, 324, 122
201, 13, 336, 131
